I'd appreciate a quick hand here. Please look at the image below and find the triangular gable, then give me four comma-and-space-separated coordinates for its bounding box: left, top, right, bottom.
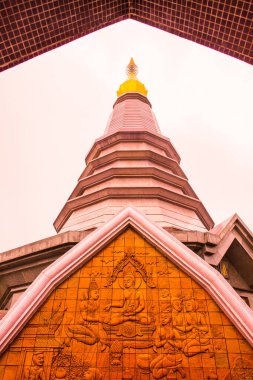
1, 207, 253, 355
207, 214, 253, 266
1, 207, 253, 379
210, 214, 252, 238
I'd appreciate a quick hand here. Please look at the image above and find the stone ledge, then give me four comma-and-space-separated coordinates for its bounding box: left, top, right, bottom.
85, 131, 181, 165
0, 230, 93, 265
54, 187, 214, 232
69, 166, 197, 200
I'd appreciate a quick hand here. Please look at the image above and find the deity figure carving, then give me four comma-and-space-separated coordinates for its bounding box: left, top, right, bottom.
23, 352, 45, 380
171, 297, 185, 327
152, 309, 186, 379
79, 278, 104, 324
172, 298, 212, 357
154, 310, 181, 353
104, 266, 150, 325
159, 289, 171, 315
182, 299, 213, 357
138, 296, 213, 378
170, 297, 186, 348
56, 278, 107, 350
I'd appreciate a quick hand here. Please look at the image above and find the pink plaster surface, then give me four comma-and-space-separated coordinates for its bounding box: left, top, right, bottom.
98, 141, 167, 157
68, 167, 191, 200
59, 198, 207, 233
90, 158, 175, 175
82, 177, 185, 196
104, 97, 161, 135
55, 186, 212, 232
1, 206, 253, 353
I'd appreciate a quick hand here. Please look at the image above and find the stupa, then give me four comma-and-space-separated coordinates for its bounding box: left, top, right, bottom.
0, 60, 253, 379
54, 58, 213, 235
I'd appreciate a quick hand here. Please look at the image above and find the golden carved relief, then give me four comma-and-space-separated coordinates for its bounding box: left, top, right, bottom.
0, 228, 253, 380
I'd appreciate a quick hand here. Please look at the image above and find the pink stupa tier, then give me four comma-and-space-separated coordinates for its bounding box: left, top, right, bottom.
54, 64, 213, 234
104, 93, 161, 135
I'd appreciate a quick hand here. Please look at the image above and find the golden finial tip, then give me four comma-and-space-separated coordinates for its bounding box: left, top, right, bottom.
117, 58, 148, 97
126, 57, 138, 79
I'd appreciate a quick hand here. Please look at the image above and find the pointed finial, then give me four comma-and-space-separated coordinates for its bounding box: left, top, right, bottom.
117, 58, 148, 97
126, 58, 138, 79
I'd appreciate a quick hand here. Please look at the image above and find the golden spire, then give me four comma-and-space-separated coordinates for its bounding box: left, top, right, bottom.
117, 58, 148, 97
126, 58, 138, 79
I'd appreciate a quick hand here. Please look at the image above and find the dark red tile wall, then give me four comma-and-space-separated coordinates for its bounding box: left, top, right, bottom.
1, 0, 252, 72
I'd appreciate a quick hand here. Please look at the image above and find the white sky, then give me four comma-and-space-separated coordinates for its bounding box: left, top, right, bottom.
0, 20, 252, 252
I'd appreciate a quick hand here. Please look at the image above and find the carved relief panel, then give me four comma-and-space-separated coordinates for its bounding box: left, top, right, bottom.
0, 228, 253, 380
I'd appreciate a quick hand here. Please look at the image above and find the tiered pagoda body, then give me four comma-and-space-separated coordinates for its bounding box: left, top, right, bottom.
0, 60, 253, 379
54, 59, 212, 236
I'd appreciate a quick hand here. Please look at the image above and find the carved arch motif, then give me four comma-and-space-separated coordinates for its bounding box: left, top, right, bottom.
104, 247, 156, 288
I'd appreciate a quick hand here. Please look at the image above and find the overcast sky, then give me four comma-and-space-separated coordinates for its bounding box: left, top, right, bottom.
0, 20, 252, 252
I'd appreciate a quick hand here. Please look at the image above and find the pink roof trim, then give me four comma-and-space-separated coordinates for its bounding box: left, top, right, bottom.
1, 206, 253, 353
